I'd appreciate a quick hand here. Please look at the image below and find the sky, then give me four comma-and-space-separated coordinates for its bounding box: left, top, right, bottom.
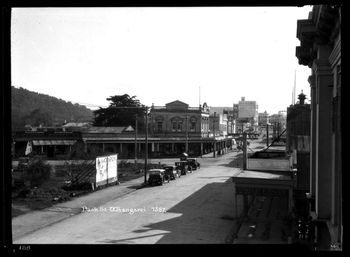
11, 6, 313, 114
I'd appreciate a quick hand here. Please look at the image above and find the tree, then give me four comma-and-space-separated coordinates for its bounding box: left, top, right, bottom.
23, 159, 51, 187
23, 109, 53, 127
93, 94, 146, 130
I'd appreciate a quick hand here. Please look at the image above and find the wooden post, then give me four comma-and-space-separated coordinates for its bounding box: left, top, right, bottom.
144, 107, 149, 184
213, 112, 216, 158
185, 113, 188, 153
135, 114, 137, 164
243, 132, 247, 170
266, 124, 269, 147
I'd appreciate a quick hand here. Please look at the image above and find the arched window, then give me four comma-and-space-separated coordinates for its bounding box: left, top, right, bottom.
155, 116, 164, 132
190, 116, 197, 132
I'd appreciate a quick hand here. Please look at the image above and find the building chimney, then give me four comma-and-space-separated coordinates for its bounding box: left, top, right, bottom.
298, 90, 306, 105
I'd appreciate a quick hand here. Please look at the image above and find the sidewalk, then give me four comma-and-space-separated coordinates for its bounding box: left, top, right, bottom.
12, 176, 146, 241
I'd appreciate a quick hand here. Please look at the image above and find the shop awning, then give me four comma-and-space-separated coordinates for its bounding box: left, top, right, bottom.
32, 140, 77, 146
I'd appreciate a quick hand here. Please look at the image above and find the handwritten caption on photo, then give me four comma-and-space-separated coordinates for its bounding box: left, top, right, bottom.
81, 206, 166, 214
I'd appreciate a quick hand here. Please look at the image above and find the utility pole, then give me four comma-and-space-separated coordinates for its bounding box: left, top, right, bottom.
185, 112, 188, 153
144, 107, 148, 185
266, 123, 269, 147
134, 114, 138, 164
213, 112, 216, 158
243, 132, 247, 170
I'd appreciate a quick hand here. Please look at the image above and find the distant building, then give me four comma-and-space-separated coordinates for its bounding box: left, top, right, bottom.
62, 122, 91, 132
223, 108, 236, 134
209, 112, 228, 136
149, 100, 210, 139
238, 97, 258, 127
258, 111, 269, 126
149, 100, 234, 156
268, 111, 286, 138
232, 104, 239, 120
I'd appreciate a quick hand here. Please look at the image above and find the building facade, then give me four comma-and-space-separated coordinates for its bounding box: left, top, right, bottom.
149, 100, 210, 139
258, 111, 269, 126
268, 111, 287, 139
296, 4, 342, 249
286, 92, 311, 194
238, 97, 259, 126
148, 100, 234, 156
209, 112, 228, 137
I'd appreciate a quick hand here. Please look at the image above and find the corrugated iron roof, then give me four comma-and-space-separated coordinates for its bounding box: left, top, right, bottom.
86, 126, 134, 133
62, 122, 91, 127
32, 140, 77, 146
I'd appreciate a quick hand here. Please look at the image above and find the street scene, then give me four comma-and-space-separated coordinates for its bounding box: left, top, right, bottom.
7, 5, 342, 251
13, 145, 249, 244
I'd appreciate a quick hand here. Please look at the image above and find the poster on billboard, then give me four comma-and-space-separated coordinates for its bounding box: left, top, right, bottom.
95, 154, 118, 187
107, 154, 118, 183
96, 156, 108, 186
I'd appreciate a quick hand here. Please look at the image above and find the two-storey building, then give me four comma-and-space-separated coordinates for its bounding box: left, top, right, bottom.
149, 100, 231, 156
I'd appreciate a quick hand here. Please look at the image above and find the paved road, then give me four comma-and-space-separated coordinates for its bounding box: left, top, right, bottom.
13, 144, 261, 244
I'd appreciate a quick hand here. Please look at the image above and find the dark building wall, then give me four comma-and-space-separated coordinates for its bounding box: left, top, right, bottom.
296, 5, 342, 248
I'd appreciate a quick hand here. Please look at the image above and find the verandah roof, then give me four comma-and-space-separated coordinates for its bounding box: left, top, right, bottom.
32, 140, 76, 146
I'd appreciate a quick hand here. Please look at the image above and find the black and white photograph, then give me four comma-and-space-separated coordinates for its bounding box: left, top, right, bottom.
4, 4, 342, 251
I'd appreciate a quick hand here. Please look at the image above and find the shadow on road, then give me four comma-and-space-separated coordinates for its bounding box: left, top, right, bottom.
99, 178, 239, 244
215, 153, 243, 169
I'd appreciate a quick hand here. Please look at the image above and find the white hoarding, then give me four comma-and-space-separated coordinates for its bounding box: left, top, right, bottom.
96, 156, 108, 186
95, 154, 118, 186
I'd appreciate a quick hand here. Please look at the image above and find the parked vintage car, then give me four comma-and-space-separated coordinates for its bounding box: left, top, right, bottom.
186, 158, 200, 170
148, 169, 169, 186
163, 165, 180, 180
175, 161, 191, 175
180, 152, 188, 161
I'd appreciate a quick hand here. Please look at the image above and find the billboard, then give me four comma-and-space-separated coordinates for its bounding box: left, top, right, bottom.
96, 154, 118, 187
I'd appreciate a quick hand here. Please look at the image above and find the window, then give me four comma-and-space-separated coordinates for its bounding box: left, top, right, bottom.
189, 117, 196, 132
190, 122, 196, 131
177, 122, 182, 131
157, 122, 162, 132
171, 116, 184, 132
172, 122, 177, 131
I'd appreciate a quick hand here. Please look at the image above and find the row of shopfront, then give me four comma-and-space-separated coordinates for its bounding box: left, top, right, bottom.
12, 129, 235, 159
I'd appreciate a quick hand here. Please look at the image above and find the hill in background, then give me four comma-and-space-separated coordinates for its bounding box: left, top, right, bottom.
11, 86, 94, 130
